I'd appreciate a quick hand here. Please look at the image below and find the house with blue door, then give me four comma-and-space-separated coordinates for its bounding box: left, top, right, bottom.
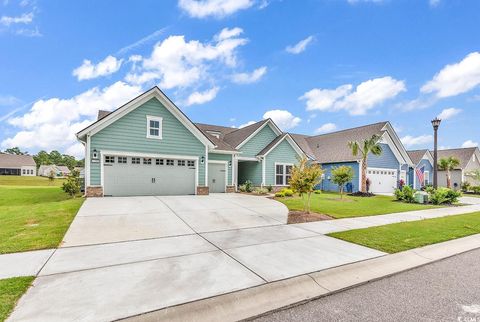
291, 122, 414, 194
407, 149, 434, 189
77, 87, 413, 197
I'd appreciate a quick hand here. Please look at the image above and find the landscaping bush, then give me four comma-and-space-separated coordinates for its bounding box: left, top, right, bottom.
394, 188, 404, 201
275, 191, 285, 197
314, 190, 321, 194
461, 182, 471, 192
253, 187, 268, 195
244, 180, 253, 193
281, 188, 294, 197
238, 184, 247, 192
62, 170, 81, 198
349, 191, 375, 197
401, 186, 416, 203
266, 185, 273, 193
428, 187, 461, 205
472, 186, 480, 194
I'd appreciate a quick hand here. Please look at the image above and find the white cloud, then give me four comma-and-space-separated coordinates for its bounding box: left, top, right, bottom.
239, 121, 256, 128
178, 0, 254, 18
125, 27, 247, 90
263, 109, 301, 130
231, 66, 267, 84
421, 52, 480, 98
315, 123, 337, 134
73, 55, 123, 81
285, 36, 314, 54
462, 140, 479, 148
117, 28, 167, 55
300, 76, 406, 115
429, 0, 440, 7
437, 107, 461, 120
2, 82, 142, 158
0, 12, 33, 26
400, 134, 433, 147
184, 87, 219, 106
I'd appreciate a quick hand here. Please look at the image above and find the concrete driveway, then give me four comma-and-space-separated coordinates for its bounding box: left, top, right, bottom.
9, 194, 384, 322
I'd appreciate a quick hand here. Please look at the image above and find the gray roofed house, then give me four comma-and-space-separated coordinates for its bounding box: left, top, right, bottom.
431, 147, 480, 187
407, 149, 433, 166
0, 154, 36, 176
433, 147, 479, 169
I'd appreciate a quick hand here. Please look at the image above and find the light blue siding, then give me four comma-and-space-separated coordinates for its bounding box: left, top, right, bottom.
318, 162, 360, 193
90, 97, 206, 186
368, 143, 400, 170
413, 159, 433, 189
208, 153, 233, 185
265, 139, 301, 186
238, 161, 262, 185
239, 125, 278, 158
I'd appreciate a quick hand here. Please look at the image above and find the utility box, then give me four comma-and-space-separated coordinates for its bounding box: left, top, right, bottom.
415, 191, 428, 204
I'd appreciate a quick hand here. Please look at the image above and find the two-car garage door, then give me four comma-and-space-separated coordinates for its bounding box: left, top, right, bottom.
103, 155, 196, 196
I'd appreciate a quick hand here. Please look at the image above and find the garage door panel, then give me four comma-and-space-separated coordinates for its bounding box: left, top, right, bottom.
367, 168, 397, 194
104, 156, 196, 196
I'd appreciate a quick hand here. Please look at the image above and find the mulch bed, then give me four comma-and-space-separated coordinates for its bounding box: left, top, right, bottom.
287, 210, 334, 224
349, 192, 376, 197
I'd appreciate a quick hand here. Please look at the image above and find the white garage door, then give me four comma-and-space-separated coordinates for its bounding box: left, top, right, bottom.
103, 155, 196, 196
367, 167, 398, 194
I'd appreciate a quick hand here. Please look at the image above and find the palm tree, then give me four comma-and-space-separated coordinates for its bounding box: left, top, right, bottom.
438, 157, 460, 188
348, 134, 383, 193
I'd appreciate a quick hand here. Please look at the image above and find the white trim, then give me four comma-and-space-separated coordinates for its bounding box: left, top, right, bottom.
257, 134, 306, 159
464, 148, 480, 171
208, 160, 228, 192
421, 150, 434, 166
146, 115, 163, 140
379, 132, 408, 167
208, 149, 241, 155
262, 156, 266, 186
424, 170, 430, 185
233, 154, 238, 188
413, 167, 417, 188
382, 122, 414, 166
100, 150, 199, 194
77, 87, 214, 148
236, 119, 282, 149
205, 146, 209, 187
237, 156, 259, 162
85, 135, 91, 187
274, 162, 293, 186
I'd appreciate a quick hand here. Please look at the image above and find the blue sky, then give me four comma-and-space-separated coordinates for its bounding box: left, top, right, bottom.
1, 0, 479, 158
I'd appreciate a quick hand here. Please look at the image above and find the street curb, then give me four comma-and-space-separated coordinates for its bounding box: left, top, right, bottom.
119, 233, 480, 322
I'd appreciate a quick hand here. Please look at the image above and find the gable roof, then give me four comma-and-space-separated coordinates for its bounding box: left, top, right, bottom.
223, 119, 269, 148
195, 123, 238, 152
432, 147, 479, 169
77, 86, 215, 148
407, 149, 433, 166
256, 133, 305, 158
291, 122, 388, 163
0, 154, 36, 168
97, 110, 111, 120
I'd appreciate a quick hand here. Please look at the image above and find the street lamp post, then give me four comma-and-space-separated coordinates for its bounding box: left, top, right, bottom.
431, 117, 441, 189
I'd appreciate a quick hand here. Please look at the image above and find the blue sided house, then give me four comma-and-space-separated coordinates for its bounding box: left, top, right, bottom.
77, 87, 413, 197
407, 149, 434, 189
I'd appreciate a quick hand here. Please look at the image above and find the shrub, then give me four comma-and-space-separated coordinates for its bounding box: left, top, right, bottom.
314, 190, 322, 194
288, 157, 324, 213
62, 169, 81, 198
461, 182, 471, 192
401, 185, 416, 203
254, 187, 268, 195
281, 188, 294, 197
394, 188, 404, 201
244, 180, 253, 193
238, 184, 247, 192
472, 186, 480, 194
428, 187, 461, 205
275, 191, 285, 197
266, 185, 273, 193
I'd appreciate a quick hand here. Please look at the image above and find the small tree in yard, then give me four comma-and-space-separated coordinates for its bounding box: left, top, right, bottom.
62, 169, 81, 198
289, 157, 324, 213
331, 166, 354, 199
438, 157, 460, 189
48, 169, 55, 185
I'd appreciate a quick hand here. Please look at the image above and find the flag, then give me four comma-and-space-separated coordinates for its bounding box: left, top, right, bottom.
416, 166, 425, 186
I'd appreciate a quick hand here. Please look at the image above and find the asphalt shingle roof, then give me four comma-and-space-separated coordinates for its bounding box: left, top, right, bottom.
0, 154, 36, 168
432, 147, 478, 169
407, 149, 431, 165
223, 120, 269, 148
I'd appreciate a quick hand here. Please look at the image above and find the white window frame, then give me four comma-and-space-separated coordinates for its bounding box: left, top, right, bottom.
146, 115, 163, 140
424, 170, 430, 185
275, 163, 293, 186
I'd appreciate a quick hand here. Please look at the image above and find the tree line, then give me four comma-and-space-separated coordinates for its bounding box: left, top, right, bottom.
2, 147, 84, 170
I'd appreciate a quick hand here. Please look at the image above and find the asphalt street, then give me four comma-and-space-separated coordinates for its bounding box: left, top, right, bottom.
251, 248, 480, 322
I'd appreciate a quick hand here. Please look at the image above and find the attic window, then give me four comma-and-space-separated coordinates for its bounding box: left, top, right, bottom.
206, 131, 221, 139
146, 116, 163, 139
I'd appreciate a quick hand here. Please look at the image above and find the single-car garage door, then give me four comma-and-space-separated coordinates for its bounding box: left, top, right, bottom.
367, 167, 397, 194
103, 155, 196, 196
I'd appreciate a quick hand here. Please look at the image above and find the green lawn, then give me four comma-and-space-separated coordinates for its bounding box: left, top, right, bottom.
0, 277, 34, 322
0, 176, 65, 187
329, 212, 480, 253
276, 192, 440, 219
0, 181, 83, 254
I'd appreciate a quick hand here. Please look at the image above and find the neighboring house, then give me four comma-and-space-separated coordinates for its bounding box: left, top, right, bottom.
407, 149, 434, 189
76, 87, 413, 197
291, 122, 414, 194
0, 153, 36, 176
38, 165, 71, 178
433, 147, 480, 188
